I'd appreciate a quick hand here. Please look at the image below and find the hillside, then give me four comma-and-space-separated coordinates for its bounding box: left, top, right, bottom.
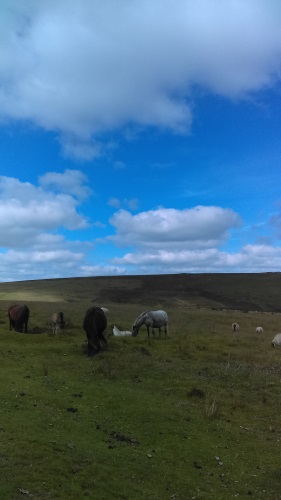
0, 272, 280, 312
1, 273, 281, 498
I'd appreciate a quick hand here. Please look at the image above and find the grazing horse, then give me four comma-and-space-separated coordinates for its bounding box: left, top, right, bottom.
8, 304, 29, 333
83, 307, 107, 356
132, 310, 168, 338
51, 312, 65, 334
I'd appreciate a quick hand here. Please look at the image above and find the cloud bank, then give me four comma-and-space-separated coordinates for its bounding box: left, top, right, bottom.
109, 207, 241, 248
1, 1, 281, 157
0, 171, 281, 280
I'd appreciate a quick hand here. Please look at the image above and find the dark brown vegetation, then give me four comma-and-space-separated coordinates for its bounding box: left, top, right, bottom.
0, 272, 280, 312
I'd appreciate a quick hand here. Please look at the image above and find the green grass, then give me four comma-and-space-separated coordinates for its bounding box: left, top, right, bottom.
0, 277, 281, 498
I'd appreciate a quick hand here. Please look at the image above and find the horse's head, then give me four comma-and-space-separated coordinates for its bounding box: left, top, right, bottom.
132, 325, 138, 337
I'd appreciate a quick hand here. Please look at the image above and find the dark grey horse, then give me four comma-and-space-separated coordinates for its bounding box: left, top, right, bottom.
83, 307, 107, 356
8, 304, 30, 333
51, 312, 65, 334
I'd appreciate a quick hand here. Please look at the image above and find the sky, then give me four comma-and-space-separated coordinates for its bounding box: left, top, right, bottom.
1, 0, 281, 282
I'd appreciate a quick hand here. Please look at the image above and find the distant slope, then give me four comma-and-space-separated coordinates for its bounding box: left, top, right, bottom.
0, 273, 280, 312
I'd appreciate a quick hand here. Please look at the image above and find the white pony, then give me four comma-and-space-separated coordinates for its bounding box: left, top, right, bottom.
256, 326, 263, 334
272, 333, 281, 347
232, 322, 239, 333
132, 310, 168, 338
112, 325, 132, 337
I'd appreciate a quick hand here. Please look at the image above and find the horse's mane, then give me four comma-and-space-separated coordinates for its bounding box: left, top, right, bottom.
133, 310, 150, 326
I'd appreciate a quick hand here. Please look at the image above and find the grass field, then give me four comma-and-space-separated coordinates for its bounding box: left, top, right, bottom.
0, 275, 281, 499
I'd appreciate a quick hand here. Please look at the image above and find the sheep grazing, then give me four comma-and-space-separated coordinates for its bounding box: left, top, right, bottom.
256, 326, 263, 334
232, 322, 239, 333
272, 333, 281, 347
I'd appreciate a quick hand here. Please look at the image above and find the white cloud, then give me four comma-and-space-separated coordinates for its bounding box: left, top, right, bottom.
80, 265, 125, 276
0, 171, 88, 249
109, 206, 241, 248
0, 247, 124, 282
108, 198, 121, 209
112, 244, 281, 274
107, 206, 281, 274
0, 170, 130, 281
39, 169, 91, 200
0, 169, 280, 279
60, 138, 101, 161
124, 198, 138, 211
1, 1, 281, 157
108, 198, 138, 211
0, 248, 85, 281
0, 174, 89, 249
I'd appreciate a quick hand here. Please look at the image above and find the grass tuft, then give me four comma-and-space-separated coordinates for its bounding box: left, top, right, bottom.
205, 396, 220, 419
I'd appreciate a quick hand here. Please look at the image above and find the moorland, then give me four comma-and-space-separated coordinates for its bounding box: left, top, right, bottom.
0, 273, 281, 499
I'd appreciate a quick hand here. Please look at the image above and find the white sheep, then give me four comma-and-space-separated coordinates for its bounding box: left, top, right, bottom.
272, 333, 281, 347
256, 326, 263, 334
232, 322, 239, 333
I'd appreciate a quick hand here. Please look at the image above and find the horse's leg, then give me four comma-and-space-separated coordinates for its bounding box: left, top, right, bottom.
87, 327, 98, 356
88, 340, 97, 356
99, 332, 107, 346
9, 317, 15, 331
146, 325, 150, 338
87, 344, 97, 356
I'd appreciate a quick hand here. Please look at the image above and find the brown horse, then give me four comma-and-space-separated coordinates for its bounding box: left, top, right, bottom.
8, 304, 30, 333
83, 307, 107, 356
51, 312, 65, 334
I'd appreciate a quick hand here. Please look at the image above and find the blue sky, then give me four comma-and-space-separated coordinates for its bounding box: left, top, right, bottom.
1, 0, 281, 281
